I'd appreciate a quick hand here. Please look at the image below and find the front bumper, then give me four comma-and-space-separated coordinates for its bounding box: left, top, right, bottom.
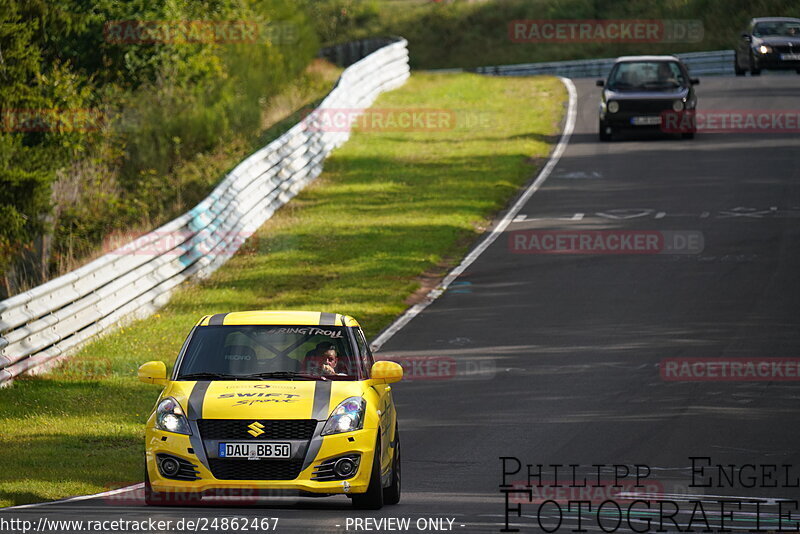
601, 110, 696, 132
145, 426, 377, 496
752, 54, 800, 70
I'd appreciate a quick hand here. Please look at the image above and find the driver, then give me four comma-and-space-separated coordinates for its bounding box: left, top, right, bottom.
657, 62, 678, 85
307, 342, 343, 376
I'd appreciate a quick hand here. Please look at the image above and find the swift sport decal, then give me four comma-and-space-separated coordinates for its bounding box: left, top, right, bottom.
201, 381, 317, 419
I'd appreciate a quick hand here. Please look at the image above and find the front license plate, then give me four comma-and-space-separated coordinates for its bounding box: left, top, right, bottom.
219, 442, 291, 459
780, 53, 800, 61
630, 116, 662, 125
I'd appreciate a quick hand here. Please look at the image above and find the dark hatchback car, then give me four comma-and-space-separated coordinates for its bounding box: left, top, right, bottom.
597, 56, 699, 141
735, 17, 800, 75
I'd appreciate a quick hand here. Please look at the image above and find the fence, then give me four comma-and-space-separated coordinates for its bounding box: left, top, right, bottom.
0, 38, 410, 386
473, 50, 735, 78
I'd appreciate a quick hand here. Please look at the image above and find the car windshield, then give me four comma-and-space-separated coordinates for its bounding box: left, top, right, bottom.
753, 21, 800, 37
607, 61, 686, 91
176, 325, 365, 380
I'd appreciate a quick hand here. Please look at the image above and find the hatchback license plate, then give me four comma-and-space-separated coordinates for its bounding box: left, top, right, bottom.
630, 116, 662, 125
219, 442, 291, 459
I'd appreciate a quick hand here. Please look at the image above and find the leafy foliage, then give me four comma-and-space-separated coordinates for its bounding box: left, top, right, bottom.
0, 0, 319, 296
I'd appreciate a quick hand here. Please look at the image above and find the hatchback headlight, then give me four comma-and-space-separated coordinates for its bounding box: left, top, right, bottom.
155, 397, 191, 435
672, 100, 685, 112
321, 397, 366, 435
758, 45, 772, 54
607, 101, 620, 113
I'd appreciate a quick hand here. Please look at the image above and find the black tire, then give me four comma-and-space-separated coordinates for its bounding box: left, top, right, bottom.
599, 121, 612, 141
750, 53, 761, 75
383, 431, 401, 505
681, 132, 695, 140
144, 461, 202, 507
352, 436, 384, 510
734, 54, 745, 76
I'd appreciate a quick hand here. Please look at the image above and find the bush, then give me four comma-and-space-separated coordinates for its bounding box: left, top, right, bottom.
0, 0, 320, 297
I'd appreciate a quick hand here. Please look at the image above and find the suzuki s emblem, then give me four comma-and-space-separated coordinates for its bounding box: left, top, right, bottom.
247, 421, 265, 437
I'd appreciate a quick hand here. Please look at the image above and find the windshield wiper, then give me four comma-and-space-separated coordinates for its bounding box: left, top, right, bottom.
244, 371, 323, 381
178, 372, 245, 380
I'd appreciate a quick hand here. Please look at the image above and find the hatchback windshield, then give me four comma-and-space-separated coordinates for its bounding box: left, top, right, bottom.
176, 325, 365, 380
607, 61, 686, 91
753, 21, 800, 38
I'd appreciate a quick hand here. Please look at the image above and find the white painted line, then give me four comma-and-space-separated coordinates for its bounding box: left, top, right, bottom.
371, 77, 578, 352
1, 483, 142, 510
655, 211, 666, 219
617, 491, 787, 504
513, 214, 527, 222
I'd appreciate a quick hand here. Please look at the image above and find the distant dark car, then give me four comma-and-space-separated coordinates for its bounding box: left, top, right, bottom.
735, 17, 800, 75
596, 56, 699, 141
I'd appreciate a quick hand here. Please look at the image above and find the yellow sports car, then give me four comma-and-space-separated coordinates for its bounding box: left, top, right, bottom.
137, 311, 403, 509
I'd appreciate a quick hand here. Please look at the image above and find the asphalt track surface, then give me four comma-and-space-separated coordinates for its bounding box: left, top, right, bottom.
2, 74, 800, 533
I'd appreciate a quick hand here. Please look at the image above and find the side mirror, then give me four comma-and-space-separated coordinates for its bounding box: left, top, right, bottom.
138, 361, 168, 386
369, 361, 403, 384
690, 78, 700, 85
742, 33, 752, 41
596, 79, 605, 87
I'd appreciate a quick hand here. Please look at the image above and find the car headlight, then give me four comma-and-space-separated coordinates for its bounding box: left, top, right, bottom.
321, 397, 366, 435
758, 45, 772, 54
672, 100, 685, 112
155, 397, 191, 435
607, 101, 619, 113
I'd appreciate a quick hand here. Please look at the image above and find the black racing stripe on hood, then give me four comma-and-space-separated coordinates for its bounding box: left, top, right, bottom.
319, 312, 337, 326
208, 313, 228, 326
186, 381, 212, 469
311, 380, 332, 420
303, 381, 333, 472
187, 381, 211, 420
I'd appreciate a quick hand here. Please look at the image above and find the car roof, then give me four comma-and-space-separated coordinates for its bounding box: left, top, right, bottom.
615, 55, 681, 63
195, 311, 360, 327
752, 17, 800, 23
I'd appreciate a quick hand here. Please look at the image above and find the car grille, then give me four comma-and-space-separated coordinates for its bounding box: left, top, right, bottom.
207, 459, 305, 480
771, 45, 797, 54
618, 100, 675, 113
197, 419, 318, 440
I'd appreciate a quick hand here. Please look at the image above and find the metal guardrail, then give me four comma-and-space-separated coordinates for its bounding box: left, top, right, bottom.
473, 50, 735, 78
320, 37, 402, 67
0, 38, 410, 386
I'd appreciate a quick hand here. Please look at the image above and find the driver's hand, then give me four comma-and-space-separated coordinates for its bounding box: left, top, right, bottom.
322, 363, 336, 375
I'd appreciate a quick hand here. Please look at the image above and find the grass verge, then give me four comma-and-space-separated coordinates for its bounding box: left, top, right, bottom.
0, 72, 566, 507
